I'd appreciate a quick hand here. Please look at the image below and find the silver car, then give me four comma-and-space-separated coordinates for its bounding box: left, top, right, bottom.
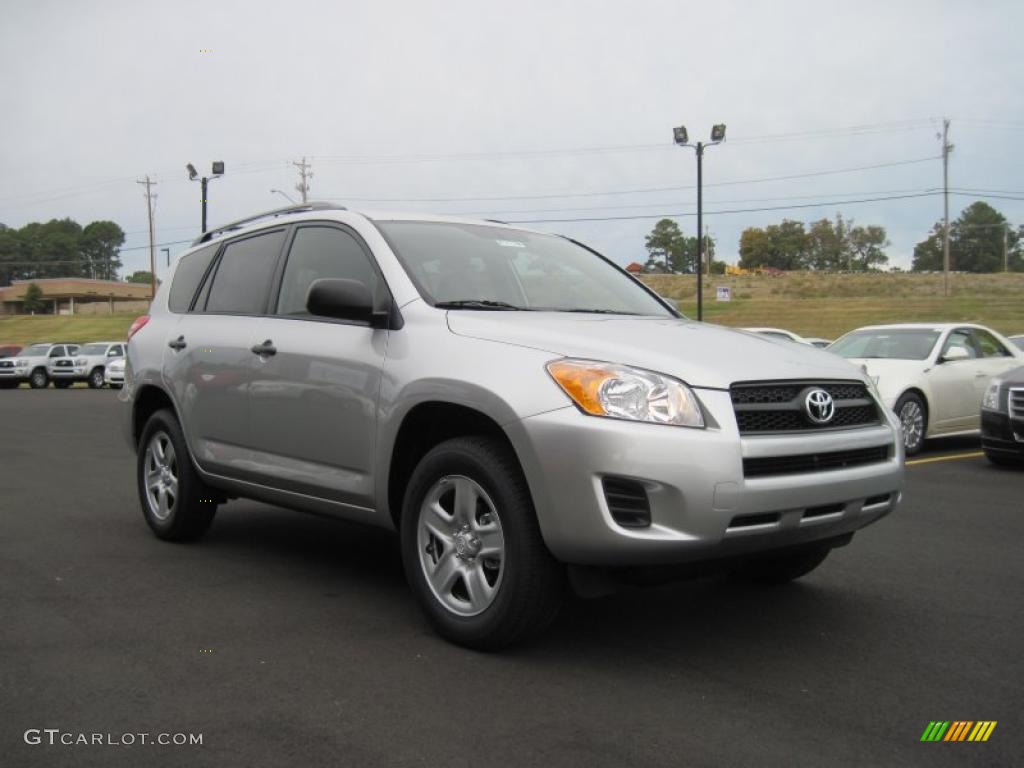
47, 341, 125, 389
122, 204, 904, 648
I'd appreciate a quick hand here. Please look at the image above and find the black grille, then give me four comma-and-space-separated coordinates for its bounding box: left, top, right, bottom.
0, 360, 12, 368
731, 380, 880, 434
744, 446, 889, 478
56, 360, 72, 367
602, 477, 651, 528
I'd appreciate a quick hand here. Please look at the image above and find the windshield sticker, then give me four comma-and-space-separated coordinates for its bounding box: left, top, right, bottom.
496, 240, 526, 248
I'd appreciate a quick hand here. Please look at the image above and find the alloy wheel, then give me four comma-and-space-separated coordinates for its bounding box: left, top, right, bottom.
899, 400, 924, 453
417, 475, 505, 617
143, 431, 179, 522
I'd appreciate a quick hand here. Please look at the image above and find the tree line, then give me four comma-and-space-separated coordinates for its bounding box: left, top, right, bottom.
642, 201, 1021, 273
912, 201, 1022, 272
0, 218, 126, 283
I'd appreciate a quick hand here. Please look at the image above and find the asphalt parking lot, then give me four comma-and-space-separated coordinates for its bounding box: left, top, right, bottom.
1, 390, 1020, 768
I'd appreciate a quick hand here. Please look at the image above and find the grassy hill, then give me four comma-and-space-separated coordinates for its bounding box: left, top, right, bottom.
641, 271, 1024, 340
1, 272, 1022, 344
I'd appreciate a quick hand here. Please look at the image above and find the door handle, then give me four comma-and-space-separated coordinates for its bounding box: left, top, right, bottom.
251, 340, 277, 356
168, 336, 186, 351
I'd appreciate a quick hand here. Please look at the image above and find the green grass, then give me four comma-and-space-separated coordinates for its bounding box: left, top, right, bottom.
641, 272, 1024, 339
0, 313, 139, 345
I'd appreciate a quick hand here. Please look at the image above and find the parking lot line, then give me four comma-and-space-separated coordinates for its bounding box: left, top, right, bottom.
906, 451, 984, 466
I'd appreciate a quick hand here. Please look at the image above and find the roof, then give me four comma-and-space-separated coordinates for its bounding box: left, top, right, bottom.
849, 323, 992, 332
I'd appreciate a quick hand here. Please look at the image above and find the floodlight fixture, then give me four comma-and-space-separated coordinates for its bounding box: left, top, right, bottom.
186, 163, 198, 180
673, 125, 689, 146
710, 124, 727, 142
211, 161, 225, 176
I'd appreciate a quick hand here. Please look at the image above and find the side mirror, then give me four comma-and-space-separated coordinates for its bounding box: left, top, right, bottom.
940, 345, 970, 362
306, 278, 380, 325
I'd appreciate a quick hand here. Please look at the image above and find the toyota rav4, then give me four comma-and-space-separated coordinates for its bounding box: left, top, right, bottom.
121, 203, 904, 649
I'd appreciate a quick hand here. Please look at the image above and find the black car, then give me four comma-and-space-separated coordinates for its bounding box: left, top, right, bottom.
981, 365, 1024, 465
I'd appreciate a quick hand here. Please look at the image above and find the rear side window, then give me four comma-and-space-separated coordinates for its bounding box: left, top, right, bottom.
205, 230, 286, 314
169, 244, 218, 313
276, 226, 378, 316
973, 329, 1011, 358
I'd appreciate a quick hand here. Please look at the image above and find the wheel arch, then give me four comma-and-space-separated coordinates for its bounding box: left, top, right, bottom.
386, 401, 521, 529
132, 384, 181, 447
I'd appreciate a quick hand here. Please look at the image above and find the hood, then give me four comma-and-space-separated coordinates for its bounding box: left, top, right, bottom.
447, 312, 865, 389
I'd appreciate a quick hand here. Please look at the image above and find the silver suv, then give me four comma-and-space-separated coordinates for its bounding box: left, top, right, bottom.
48, 341, 125, 389
1, 342, 80, 389
122, 203, 904, 648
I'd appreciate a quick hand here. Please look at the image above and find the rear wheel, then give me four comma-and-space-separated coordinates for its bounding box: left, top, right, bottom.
137, 408, 218, 541
894, 392, 927, 456
400, 436, 565, 649
88, 368, 105, 389
733, 543, 832, 584
29, 368, 48, 389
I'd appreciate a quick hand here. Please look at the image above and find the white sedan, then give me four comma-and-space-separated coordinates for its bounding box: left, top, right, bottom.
829, 323, 1024, 455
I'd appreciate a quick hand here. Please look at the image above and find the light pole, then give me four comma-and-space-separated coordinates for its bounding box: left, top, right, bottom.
187, 161, 225, 233
673, 123, 726, 321
270, 188, 297, 204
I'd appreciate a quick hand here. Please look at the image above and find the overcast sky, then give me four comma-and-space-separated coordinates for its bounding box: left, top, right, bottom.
2, 0, 1023, 278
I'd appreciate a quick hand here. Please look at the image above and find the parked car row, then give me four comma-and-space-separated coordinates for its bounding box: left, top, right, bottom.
740, 323, 1024, 459
0, 341, 125, 389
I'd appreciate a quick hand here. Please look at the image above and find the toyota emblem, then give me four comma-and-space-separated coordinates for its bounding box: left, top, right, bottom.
804, 388, 836, 424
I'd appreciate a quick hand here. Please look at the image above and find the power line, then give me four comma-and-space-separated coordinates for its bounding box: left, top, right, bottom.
502, 191, 943, 224
320, 156, 941, 204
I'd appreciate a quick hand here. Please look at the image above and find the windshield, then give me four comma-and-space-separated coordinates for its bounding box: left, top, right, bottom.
376, 221, 672, 316
25, 344, 51, 356
830, 329, 940, 360
80, 344, 108, 356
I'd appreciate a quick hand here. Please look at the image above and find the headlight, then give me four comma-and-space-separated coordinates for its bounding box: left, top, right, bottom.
982, 380, 1002, 411
546, 359, 705, 428
14, 359, 26, 366
74, 358, 86, 366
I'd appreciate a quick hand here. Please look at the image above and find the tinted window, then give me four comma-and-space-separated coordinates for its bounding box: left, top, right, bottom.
277, 227, 378, 316
49, 346, 64, 357
205, 230, 285, 314
169, 244, 218, 313
108, 345, 124, 357
973, 330, 1011, 358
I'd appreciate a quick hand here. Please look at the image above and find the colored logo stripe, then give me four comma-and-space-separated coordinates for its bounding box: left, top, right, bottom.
920, 721, 996, 742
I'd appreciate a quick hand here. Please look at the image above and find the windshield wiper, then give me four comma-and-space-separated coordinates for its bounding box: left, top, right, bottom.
561, 308, 642, 315
434, 299, 526, 311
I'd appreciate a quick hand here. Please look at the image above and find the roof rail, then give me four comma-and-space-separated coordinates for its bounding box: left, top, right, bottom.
191, 202, 347, 246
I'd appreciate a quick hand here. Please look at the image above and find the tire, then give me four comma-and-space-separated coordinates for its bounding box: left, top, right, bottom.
88, 368, 105, 389
894, 392, 927, 457
137, 408, 218, 542
29, 368, 48, 389
53, 380, 71, 389
400, 436, 566, 650
985, 451, 1022, 468
733, 543, 832, 584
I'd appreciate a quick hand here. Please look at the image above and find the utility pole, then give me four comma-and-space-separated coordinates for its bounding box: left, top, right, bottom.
293, 156, 313, 203
136, 176, 157, 299
941, 119, 953, 297
704, 224, 711, 275
1004, 224, 1009, 273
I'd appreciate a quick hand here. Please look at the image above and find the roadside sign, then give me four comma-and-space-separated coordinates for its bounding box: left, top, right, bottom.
716, 286, 731, 301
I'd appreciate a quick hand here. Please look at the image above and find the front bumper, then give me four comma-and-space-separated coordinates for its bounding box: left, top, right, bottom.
981, 409, 1024, 458
509, 388, 904, 566
0, 367, 27, 381
47, 366, 88, 381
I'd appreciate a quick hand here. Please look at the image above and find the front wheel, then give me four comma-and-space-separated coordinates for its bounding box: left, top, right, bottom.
29, 369, 48, 389
137, 408, 218, 541
400, 436, 565, 650
894, 392, 927, 456
88, 368, 105, 389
